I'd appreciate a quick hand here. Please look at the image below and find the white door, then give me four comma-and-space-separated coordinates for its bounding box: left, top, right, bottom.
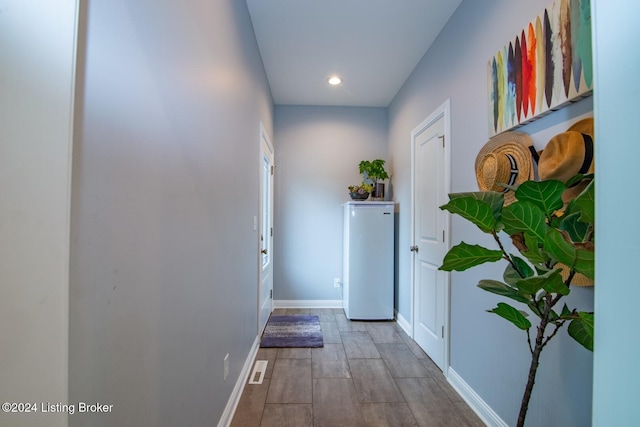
411, 101, 450, 372
258, 123, 274, 334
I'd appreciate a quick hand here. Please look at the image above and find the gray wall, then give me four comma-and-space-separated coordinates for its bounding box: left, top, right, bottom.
274, 106, 388, 301
3, 0, 635, 425
69, 1, 273, 426
0, 2, 77, 426
592, 0, 640, 425
388, 1, 593, 425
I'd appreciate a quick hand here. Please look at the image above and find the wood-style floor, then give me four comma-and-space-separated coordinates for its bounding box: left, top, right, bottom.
230, 308, 485, 427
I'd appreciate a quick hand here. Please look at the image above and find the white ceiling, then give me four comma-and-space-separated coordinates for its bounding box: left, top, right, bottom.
245, 0, 462, 107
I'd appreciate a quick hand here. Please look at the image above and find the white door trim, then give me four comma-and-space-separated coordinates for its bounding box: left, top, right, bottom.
258, 122, 274, 335
410, 99, 452, 374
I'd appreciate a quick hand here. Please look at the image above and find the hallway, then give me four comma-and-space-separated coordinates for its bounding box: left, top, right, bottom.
231, 308, 485, 426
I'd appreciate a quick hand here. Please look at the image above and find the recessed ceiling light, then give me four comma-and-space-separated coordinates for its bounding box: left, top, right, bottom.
327, 76, 343, 86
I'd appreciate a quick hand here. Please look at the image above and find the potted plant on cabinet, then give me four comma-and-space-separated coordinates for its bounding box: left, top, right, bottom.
359, 159, 390, 199
438, 175, 594, 427
347, 182, 373, 201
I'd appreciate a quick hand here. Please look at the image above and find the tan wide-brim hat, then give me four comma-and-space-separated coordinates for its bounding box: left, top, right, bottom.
539, 117, 594, 287
567, 117, 594, 137
538, 117, 594, 202
556, 263, 594, 287
475, 131, 535, 205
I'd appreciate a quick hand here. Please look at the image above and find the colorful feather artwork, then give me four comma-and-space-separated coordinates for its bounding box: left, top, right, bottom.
497, 49, 505, 131
560, 0, 572, 98
514, 36, 523, 123
527, 23, 537, 116
544, 8, 554, 109
571, 0, 593, 92
507, 42, 517, 129
491, 57, 499, 133
521, 29, 532, 118
535, 16, 545, 116
487, 0, 593, 136
570, 0, 583, 92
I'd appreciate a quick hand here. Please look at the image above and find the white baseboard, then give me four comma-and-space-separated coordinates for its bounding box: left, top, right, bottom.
273, 299, 343, 309
219, 300, 343, 425
395, 310, 412, 337
217, 336, 260, 427
447, 367, 508, 427
217, 310, 504, 427
394, 311, 503, 426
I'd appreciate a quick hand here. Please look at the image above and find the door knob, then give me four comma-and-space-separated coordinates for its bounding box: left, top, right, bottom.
410, 245, 419, 252
261, 249, 268, 255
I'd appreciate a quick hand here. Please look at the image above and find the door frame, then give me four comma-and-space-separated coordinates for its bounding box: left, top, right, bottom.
410, 99, 452, 374
258, 122, 274, 334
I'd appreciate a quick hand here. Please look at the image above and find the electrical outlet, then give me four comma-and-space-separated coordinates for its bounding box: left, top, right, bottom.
333, 278, 341, 288
224, 353, 229, 382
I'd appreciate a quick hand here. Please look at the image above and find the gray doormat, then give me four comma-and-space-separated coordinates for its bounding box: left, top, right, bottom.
260, 315, 324, 348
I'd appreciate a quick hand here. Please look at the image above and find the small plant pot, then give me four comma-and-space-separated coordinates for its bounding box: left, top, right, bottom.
349, 191, 369, 201
372, 183, 385, 199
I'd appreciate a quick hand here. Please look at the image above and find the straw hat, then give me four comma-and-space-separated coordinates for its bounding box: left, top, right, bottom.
475, 131, 535, 205
538, 117, 594, 202
539, 117, 595, 287
567, 117, 594, 137
555, 263, 593, 287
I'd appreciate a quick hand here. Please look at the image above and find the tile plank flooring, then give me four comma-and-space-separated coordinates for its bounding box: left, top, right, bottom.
231, 308, 485, 427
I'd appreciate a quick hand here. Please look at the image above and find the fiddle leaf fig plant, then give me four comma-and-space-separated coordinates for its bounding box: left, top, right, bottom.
439, 176, 594, 427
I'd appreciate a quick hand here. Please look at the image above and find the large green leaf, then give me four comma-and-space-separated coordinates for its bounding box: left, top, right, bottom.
522, 234, 548, 264
574, 249, 595, 279
571, 180, 595, 223
541, 269, 570, 296
439, 242, 503, 272
488, 302, 532, 330
565, 173, 593, 188
512, 256, 534, 278
503, 263, 521, 285
502, 201, 549, 241
503, 263, 522, 285
478, 279, 530, 304
544, 229, 576, 266
515, 180, 565, 217
514, 274, 550, 296
545, 226, 594, 280
448, 191, 504, 223
560, 304, 573, 319
440, 197, 496, 233
560, 211, 591, 242
568, 312, 594, 351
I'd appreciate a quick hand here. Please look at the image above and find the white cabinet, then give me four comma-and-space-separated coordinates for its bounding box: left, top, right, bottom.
342, 201, 395, 320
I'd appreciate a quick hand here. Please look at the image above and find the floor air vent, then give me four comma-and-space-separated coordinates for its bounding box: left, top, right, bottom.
248, 360, 268, 384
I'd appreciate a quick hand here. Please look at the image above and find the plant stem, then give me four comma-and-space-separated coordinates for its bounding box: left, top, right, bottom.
542, 321, 566, 348
491, 230, 520, 274
517, 300, 552, 427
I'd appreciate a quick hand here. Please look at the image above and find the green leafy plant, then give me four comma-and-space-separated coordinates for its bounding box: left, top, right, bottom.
439, 175, 594, 427
358, 159, 389, 185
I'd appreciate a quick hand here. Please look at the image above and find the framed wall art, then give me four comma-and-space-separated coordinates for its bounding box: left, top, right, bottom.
488, 0, 593, 136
